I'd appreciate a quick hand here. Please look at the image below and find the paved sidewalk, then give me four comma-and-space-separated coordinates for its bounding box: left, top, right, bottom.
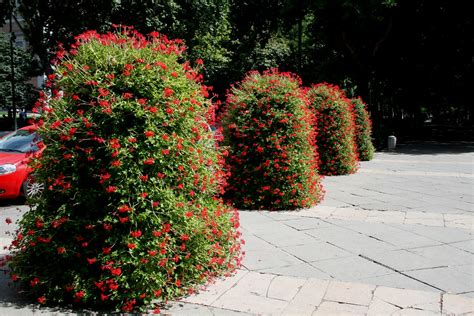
164, 143, 474, 315
0, 143, 473, 315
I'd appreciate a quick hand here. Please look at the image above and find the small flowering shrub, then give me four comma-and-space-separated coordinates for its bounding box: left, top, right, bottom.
351, 97, 375, 161
6, 27, 242, 312
220, 69, 324, 210
307, 83, 358, 175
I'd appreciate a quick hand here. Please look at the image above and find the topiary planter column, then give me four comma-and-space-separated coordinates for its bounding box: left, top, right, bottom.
7, 28, 242, 313
220, 69, 324, 210
307, 83, 359, 175
350, 97, 375, 161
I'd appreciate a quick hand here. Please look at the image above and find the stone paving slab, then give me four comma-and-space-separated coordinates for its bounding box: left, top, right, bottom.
405, 267, 474, 294
174, 270, 474, 315
278, 206, 474, 230
359, 168, 474, 179
258, 263, 331, 279
386, 223, 473, 243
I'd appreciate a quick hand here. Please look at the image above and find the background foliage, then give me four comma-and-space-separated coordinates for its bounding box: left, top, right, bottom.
0, 0, 472, 140
0, 34, 37, 113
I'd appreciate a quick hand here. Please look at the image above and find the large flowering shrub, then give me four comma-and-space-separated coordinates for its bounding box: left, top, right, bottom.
220, 69, 324, 210
307, 83, 358, 175
351, 97, 375, 161
6, 27, 242, 312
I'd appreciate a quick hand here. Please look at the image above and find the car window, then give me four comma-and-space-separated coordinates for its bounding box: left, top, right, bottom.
0, 129, 41, 153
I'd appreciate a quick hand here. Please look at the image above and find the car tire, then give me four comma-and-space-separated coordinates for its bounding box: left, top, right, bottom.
22, 176, 44, 198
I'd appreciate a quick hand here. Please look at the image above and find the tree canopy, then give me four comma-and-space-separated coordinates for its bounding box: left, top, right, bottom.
0, 34, 37, 113
1, 0, 471, 139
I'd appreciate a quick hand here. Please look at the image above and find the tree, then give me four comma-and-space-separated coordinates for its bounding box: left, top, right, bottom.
0, 34, 37, 112
11, 0, 232, 91
12, 0, 116, 73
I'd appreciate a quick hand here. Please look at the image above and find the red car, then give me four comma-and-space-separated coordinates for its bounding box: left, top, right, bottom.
0, 126, 44, 199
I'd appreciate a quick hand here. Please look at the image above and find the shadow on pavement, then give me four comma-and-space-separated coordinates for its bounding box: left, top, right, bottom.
0, 199, 26, 208
0, 266, 102, 314
382, 142, 474, 156
0, 272, 32, 308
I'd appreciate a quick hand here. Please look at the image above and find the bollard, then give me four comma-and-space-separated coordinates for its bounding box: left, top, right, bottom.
388, 135, 397, 150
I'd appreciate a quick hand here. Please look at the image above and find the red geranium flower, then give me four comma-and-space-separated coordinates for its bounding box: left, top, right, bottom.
144, 130, 155, 138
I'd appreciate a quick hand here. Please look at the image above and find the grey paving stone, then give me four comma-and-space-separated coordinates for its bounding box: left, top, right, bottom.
305, 225, 357, 240
410, 204, 467, 214
451, 264, 474, 277
240, 220, 297, 235
333, 220, 405, 236
259, 263, 331, 279
310, 256, 394, 281
387, 224, 473, 243
330, 195, 380, 207
408, 244, 474, 266
405, 267, 474, 293
459, 291, 474, 298
318, 198, 353, 208
238, 210, 273, 224
260, 211, 303, 221
392, 199, 432, 210
240, 234, 271, 251
306, 227, 396, 255
363, 249, 444, 272
283, 217, 332, 231
242, 248, 303, 270
282, 241, 352, 262
450, 239, 474, 253
370, 230, 442, 249
358, 273, 437, 292
255, 230, 320, 247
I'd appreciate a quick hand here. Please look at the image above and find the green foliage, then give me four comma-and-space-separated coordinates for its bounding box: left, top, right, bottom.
221, 69, 324, 210
307, 83, 358, 175
252, 34, 292, 69
13, 0, 472, 138
0, 34, 37, 111
114, 0, 233, 83
7, 28, 242, 312
351, 97, 375, 161
15, 0, 232, 90
15, 0, 116, 73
